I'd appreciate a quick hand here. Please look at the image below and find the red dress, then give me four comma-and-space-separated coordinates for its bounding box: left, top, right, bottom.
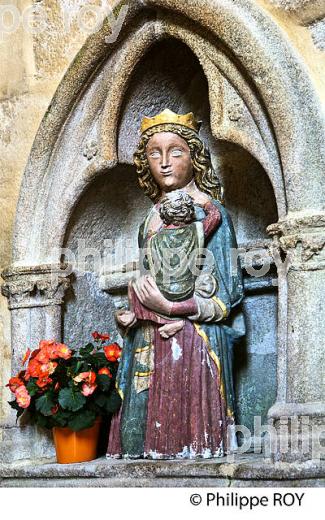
107, 316, 228, 459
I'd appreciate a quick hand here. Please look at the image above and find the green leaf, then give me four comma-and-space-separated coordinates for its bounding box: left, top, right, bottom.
35, 394, 55, 416
107, 390, 122, 414
26, 379, 39, 397
52, 410, 71, 428
94, 394, 108, 408
35, 414, 50, 428
97, 374, 112, 392
95, 390, 121, 414
8, 399, 21, 411
75, 361, 84, 373
92, 352, 108, 364
79, 343, 94, 356
67, 409, 96, 432
58, 388, 86, 412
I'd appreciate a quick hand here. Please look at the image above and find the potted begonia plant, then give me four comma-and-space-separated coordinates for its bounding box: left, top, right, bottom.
6, 332, 122, 464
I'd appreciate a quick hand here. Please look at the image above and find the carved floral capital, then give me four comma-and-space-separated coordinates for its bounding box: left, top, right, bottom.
267, 212, 325, 270
1, 264, 72, 310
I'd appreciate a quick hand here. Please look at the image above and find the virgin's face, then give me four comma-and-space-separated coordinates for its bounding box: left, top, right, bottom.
146, 132, 194, 193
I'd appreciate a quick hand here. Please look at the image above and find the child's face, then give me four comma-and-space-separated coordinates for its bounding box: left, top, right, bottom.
146, 132, 193, 193
160, 196, 194, 226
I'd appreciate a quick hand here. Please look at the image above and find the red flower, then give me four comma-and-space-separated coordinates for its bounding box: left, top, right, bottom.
104, 343, 122, 362
36, 340, 72, 361
92, 331, 110, 342
39, 340, 55, 349
25, 358, 44, 380
53, 343, 72, 360
36, 340, 57, 362
73, 371, 97, 396
73, 371, 96, 384
25, 358, 57, 381
81, 383, 97, 396
22, 348, 31, 365
6, 376, 24, 393
41, 361, 58, 375
36, 376, 53, 388
98, 367, 112, 378
15, 385, 31, 408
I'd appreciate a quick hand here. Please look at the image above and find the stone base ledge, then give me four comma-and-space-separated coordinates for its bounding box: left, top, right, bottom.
1, 454, 324, 488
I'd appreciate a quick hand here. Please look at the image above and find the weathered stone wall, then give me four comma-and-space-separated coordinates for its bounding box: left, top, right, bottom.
0, 0, 324, 436
0, 0, 115, 422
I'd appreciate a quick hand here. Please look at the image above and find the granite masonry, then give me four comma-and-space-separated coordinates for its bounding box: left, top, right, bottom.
0, 0, 324, 486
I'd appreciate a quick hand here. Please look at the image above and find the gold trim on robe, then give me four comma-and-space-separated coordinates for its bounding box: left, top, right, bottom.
134, 344, 155, 394
115, 380, 124, 400
194, 322, 233, 418
212, 296, 228, 318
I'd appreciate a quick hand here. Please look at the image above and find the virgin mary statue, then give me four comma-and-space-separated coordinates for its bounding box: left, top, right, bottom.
107, 109, 245, 459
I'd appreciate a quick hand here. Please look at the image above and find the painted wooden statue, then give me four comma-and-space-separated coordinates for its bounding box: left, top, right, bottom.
107, 109, 244, 459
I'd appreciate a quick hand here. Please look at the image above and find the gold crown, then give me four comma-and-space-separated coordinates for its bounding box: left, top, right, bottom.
141, 109, 201, 134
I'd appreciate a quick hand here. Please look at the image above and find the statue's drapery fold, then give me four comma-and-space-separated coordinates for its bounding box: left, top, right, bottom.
107, 199, 245, 459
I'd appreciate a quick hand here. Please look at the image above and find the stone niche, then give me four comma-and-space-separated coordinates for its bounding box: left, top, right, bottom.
63, 39, 279, 438
2, 0, 324, 476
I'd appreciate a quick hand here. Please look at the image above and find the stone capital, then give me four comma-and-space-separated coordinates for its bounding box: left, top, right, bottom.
267, 212, 325, 271
1, 264, 72, 310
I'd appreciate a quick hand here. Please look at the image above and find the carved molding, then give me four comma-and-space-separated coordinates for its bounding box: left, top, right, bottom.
268, 213, 325, 234
1, 264, 72, 310
267, 213, 325, 270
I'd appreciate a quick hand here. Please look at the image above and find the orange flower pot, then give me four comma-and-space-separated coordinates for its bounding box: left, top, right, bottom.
53, 418, 101, 464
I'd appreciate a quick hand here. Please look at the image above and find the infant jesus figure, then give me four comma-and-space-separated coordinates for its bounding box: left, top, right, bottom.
118, 189, 222, 338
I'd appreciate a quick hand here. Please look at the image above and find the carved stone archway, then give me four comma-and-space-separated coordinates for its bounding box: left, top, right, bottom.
2, 0, 325, 464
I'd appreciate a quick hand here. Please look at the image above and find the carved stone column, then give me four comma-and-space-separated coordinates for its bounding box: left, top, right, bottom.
267, 212, 325, 462
0, 264, 71, 463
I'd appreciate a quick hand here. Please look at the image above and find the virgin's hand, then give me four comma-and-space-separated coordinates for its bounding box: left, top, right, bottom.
133, 275, 172, 315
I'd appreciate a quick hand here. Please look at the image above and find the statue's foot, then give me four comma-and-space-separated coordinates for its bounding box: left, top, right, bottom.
158, 320, 185, 339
